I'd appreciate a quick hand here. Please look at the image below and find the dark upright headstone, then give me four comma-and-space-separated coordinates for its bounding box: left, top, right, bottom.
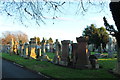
71, 43, 78, 67
75, 36, 90, 69
59, 40, 70, 66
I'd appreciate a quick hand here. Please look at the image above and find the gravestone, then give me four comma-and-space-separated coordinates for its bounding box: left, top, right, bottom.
89, 55, 98, 69
29, 38, 37, 59
41, 38, 49, 61
28, 42, 31, 58
13, 41, 18, 54
49, 43, 53, 53
20, 44, 24, 57
53, 39, 61, 64
10, 38, 14, 55
59, 40, 70, 66
35, 44, 42, 60
71, 43, 78, 67
108, 37, 113, 58
69, 41, 73, 61
75, 36, 90, 69
23, 42, 28, 58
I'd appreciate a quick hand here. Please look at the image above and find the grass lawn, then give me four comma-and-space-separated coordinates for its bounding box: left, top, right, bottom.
46, 52, 55, 60
91, 52, 108, 55
1, 53, 119, 79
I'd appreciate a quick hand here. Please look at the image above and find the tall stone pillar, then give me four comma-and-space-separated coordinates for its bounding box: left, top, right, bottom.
36, 45, 41, 59
75, 36, 90, 69
10, 38, 14, 55
69, 41, 73, 62
53, 39, 61, 64
108, 37, 113, 58
28, 43, 31, 58
23, 42, 28, 58
71, 43, 78, 67
59, 40, 70, 66
20, 44, 23, 57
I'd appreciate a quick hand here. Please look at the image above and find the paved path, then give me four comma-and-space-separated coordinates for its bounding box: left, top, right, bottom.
1, 58, 51, 79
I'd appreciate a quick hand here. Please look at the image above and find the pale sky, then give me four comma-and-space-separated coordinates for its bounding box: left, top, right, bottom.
0, 1, 116, 43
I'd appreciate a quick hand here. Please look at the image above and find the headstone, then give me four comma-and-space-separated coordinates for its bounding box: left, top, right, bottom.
59, 40, 70, 66
98, 43, 103, 53
69, 41, 73, 61
20, 44, 24, 57
13, 41, 18, 54
45, 43, 50, 53
23, 42, 28, 58
108, 37, 113, 58
28, 43, 31, 58
53, 39, 61, 64
75, 36, 90, 69
10, 38, 14, 55
29, 38, 38, 59
41, 38, 49, 61
49, 43, 53, 53
30, 45, 36, 59
71, 43, 78, 67
89, 55, 99, 69
36, 45, 42, 60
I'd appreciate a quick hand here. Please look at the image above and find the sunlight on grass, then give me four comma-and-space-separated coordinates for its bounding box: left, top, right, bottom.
1, 53, 118, 79
98, 58, 117, 60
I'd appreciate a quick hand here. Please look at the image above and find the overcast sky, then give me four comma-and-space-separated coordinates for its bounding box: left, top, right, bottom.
0, 1, 116, 43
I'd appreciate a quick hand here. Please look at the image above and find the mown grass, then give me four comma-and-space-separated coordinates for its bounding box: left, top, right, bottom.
91, 52, 108, 55
1, 53, 118, 79
46, 52, 55, 59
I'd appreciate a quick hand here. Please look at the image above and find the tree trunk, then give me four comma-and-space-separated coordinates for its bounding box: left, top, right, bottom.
110, 2, 120, 75
113, 45, 120, 75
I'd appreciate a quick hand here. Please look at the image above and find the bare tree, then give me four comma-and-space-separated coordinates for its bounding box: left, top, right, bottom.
0, 0, 107, 26
103, 1, 120, 75
1, 31, 28, 45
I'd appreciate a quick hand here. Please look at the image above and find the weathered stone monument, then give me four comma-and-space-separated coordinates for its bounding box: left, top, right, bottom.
75, 36, 90, 69
59, 40, 70, 66
23, 42, 29, 58
69, 41, 73, 62
29, 38, 37, 59
108, 37, 113, 58
71, 43, 78, 67
49, 43, 53, 53
41, 38, 49, 61
53, 39, 61, 64
10, 38, 14, 55
28, 41, 31, 58
19, 41, 23, 56
35, 44, 42, 60
13, 41, 18, 54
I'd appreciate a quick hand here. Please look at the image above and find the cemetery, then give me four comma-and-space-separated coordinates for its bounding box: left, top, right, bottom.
0, 35, 119, 79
